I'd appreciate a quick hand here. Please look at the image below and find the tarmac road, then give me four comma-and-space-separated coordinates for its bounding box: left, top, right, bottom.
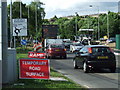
50, 53, 120, 89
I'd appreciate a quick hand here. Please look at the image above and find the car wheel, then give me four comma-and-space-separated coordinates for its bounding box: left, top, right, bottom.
83, 62, 89, 73
110, 68, 116, 73
73, 60, 78, 69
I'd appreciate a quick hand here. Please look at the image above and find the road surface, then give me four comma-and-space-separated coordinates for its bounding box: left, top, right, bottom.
50, 53, 120, 89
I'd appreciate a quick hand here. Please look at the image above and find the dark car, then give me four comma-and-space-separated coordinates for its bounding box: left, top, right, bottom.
46, 44, 67, 59
73, 45, 116, 73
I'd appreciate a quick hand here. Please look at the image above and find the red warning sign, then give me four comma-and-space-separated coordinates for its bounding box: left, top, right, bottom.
19, 59, 50, 79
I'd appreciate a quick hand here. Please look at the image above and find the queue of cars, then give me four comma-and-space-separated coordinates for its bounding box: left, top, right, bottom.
29, 39, 116, 73
70, 43, 83, 53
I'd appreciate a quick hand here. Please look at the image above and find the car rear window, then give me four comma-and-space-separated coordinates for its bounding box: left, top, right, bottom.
51, 45, 64, 48
92, 47, 111, 53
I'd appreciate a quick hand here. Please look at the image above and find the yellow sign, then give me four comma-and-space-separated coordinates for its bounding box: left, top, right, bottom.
103, 36, 108, 40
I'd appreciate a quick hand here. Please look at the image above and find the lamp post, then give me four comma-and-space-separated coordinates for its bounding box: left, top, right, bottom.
97, 6, 100, 40
35, 3, 37, 43
28, 5, 30, 37
89, 5, 100, 40
75, 12, 78, 40
107, 11, 109, 39
35, 0, 42, 43
10, 0, 13, 47
20, 0, 22, 18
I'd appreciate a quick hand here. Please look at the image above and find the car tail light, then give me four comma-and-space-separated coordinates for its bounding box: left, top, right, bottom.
64, 49, 66, 51
48, 48, 52, 51
88, 48, 92, 53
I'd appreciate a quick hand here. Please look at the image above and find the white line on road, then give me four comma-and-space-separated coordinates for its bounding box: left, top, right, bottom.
114, 52, 120, 56
84, 85, 90, 88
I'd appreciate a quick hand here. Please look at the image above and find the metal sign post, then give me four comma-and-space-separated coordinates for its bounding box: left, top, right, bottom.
0, 1, 2, 89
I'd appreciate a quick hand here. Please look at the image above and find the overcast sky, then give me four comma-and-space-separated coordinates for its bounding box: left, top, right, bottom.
7, 0, 119, 19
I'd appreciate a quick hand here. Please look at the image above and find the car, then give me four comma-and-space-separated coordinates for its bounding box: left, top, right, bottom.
63, 40, 73, 50
70, 43, 83, 53
106, 37, 116, 43
46, 44, 67, 59
110, 37, 116, 42
73, 45, 116, 73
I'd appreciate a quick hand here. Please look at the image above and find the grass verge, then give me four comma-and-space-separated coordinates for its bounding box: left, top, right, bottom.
2, 47, 85, 89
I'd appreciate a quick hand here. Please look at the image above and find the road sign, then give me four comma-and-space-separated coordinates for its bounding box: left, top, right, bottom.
19, 59, 50, 79
13, 19, 27, 36
42, 25, 58, 38
28, 52, 46, 59
21, 40, 27, 45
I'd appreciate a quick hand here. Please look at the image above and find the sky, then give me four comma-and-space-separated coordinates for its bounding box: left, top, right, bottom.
7, 0, 120, 19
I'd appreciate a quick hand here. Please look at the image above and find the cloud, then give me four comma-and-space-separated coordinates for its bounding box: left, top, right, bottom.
7, 0, 119, 19
41, 1, 118, 18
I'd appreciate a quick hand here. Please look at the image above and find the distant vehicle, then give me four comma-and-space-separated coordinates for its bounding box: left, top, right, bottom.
106, 37, 116, 43
63, 40, 73, 50
70, 43, 83, 53
44, 39, 63, 49
46, 44, 67, 59
73, 45, 116, 73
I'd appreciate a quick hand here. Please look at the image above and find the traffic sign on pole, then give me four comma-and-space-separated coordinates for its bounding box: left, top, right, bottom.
13, 19, 27, 36
21, 39, 27, 45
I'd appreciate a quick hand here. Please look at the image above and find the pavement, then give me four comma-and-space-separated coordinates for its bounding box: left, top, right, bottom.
114, 49, 120, 55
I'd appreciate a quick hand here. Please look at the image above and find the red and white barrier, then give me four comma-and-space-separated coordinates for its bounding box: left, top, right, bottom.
28, 51, 46, 59
33, 43, 42, 52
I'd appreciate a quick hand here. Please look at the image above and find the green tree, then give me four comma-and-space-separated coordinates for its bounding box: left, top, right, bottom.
7, 1, 45, 41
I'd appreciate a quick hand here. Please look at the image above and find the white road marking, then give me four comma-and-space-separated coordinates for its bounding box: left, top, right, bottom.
84, 85, 90, 88
114, 52, 120, 55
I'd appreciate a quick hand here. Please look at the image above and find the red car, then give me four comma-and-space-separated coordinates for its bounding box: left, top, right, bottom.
46, 44, 67, 59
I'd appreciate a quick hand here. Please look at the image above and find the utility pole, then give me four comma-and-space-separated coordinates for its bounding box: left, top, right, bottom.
97, 6, 100, 40
107, 11, 109, 39
0, 1, 2, 89
89, 5, 100, 40
35, 2, 38, 43
18, 0, 22, 48
75, 12, 78, 40
10, 0, 13, 48
20, 0, 22, 18
28, 5, 30, 37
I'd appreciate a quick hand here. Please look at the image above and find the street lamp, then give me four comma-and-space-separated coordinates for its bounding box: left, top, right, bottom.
10, 0, 13, 47
107, 11, 109, 39
35, 0, 42, 43
20, 0, 22, 18
35, 3, 38, 43
89, 5, 100, 40
97, 6, 100, 40
75, 12, 78, 40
